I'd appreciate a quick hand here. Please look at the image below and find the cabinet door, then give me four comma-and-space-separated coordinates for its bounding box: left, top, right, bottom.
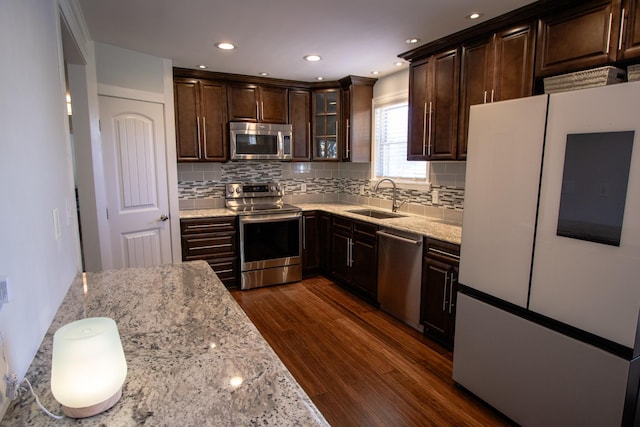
289, 89, 311, 160
319, 212, 332, 274
408, 58, 430, 160
346, 83, 374, 162
536, 0, 619, 77
200, 81, 228, 161
174, 79, 200, 161
312, 89, 340, 160
260, 86, 288, 123
619, 0, 640, 60
227, 84, 259, 122
421, 257, 456, 346
459, 36, 495, 160
302, 211, 319, 275
493, 24, 536, 102
428, 48, 460, 161
331, 231, 351, 284
351, 237, 377, 300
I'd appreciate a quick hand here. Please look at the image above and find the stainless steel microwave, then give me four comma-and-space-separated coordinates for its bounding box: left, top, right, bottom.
229, 122, 293, 160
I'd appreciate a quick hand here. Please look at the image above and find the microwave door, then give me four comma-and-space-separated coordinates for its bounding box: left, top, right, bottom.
235, 133, 278, 158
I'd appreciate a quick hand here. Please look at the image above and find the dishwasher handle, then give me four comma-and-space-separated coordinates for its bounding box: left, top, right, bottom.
377, 230, 422, 246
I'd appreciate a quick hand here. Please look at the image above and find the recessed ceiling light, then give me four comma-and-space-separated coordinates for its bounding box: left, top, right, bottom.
466, 12, 483, 20
198, 64, 207, 69
371, 71, 380, 75
394, 61, 404, 67
406, 38, 420, 44
316, 77, 324, 81
259, 72, 269, 76
304, 54, 322, 62
216, 42, 235, 50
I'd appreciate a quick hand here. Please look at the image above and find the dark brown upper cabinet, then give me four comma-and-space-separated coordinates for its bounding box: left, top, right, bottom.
536, 0, 620, 77
458, 23, 535, 158
408, 48, 460, 161
227, 83, 288, 123
174, 77, 228, 162
340, 76, 376, 162
288, 89, 312, 161
618, 0, 640, 60
312, 88, 341, 161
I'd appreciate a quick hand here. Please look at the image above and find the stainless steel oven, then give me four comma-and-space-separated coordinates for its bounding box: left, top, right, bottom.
226, 183, 302, 290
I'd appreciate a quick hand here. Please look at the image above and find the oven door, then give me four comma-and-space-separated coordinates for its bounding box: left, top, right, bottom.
238, 212, 302, 289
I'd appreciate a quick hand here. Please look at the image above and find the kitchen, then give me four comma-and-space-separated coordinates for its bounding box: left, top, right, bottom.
2, 0, 640, 425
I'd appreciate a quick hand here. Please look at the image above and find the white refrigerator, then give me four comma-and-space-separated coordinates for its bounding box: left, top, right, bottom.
453, 82, 640, 426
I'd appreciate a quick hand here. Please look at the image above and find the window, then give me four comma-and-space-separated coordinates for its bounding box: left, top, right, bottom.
372, 94, 428, 184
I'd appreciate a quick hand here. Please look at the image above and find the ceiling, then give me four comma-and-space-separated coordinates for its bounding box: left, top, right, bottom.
77, 0, 536, 83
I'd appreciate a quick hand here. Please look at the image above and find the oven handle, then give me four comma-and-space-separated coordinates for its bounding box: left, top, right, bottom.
239, 212, 302, 224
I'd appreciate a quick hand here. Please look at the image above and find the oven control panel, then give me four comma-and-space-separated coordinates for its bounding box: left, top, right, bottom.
226, 182, 283, 199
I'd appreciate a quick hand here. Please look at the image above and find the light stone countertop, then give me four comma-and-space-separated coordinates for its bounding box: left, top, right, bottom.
180, 203, 462, 245
1, 261, 329, 427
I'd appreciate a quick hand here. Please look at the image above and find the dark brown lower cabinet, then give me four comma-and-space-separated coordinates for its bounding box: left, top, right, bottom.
302, 211, 319, 276
180, 217, 239, 289
420, 238, 460, 349
330, 215, 378, 301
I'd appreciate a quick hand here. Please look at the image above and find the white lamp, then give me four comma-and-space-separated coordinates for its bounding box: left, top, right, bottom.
51, 317, 127, 418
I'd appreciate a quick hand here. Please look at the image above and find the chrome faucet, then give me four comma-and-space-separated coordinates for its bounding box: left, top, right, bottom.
373, 178, 404, 212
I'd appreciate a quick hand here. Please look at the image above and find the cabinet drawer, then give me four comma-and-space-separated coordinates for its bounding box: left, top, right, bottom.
206, 257, 237, 279
424, 238, 460, 264
353, 220, 378, 240
182, 233, 237, 259
180, 217, 236, 234
332, 215, 352, 235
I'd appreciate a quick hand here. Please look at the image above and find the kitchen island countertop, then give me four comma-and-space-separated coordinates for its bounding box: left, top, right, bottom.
1, 261, 328, 426
180, 202, 462, 245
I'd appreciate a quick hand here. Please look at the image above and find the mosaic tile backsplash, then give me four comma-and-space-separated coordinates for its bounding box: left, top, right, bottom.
178, 161, 466, 223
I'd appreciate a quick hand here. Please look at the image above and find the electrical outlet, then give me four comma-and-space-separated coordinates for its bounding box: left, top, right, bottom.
431, 189, 439, 205
300, 183, 307, 192
359, 185, 365, 196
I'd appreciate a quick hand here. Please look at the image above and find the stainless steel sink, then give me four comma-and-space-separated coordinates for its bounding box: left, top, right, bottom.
346, 209, 407, 219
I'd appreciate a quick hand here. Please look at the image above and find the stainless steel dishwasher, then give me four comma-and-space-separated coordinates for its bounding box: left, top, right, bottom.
377, 227, 424, 332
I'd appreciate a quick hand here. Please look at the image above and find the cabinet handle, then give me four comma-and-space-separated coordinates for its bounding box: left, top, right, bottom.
427, 247, 460, 260
427, 101, 433, 157
346, 238, 350, 267
261, 101, 264, 121
606, 12, 613, 54
345, 118, 350, 158
349, 238, 354, 267
202, 116, 207, 157
619, 8, 626, 51
483, 90, 487, 104
256, 101, 260, 121
422, 102, 428, 156
490, 89, 494, 103
449, 274, 455, 314
196, 117, 202, 159
442, 272, 449, 311
307, 122, 311, 146
190, 243, 232, 251
186, 223, 228, 230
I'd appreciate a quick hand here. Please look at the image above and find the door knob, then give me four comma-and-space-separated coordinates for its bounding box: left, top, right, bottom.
160, 214, 169, 222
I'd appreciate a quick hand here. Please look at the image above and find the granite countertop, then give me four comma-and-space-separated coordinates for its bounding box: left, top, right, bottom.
1, 261, 328, 426
180, 203, 462, 245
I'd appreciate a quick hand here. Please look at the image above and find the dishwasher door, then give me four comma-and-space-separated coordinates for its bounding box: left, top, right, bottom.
377, 228, 424, 332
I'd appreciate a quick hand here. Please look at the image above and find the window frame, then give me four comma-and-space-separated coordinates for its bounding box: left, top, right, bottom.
370, 91, 430, 190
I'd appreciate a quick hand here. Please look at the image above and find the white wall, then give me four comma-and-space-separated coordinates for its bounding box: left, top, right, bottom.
0, 0, 82, 417
96, 42, 166, 94
373, 68, 409, 98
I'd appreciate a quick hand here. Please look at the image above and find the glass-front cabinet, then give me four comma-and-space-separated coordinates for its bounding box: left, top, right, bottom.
312, 88, 340, 160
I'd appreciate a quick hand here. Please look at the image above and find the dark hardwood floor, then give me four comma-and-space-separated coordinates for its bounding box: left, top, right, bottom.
232, 276, 512, 427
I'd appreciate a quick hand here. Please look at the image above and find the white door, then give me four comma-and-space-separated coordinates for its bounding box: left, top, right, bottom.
99, 96, 172, 269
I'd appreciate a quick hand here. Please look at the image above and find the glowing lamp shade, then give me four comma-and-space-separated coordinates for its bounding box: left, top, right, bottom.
51, 317, 127, 418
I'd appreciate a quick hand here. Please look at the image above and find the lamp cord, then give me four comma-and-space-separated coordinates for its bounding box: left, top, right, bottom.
19, 378, 64, 420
